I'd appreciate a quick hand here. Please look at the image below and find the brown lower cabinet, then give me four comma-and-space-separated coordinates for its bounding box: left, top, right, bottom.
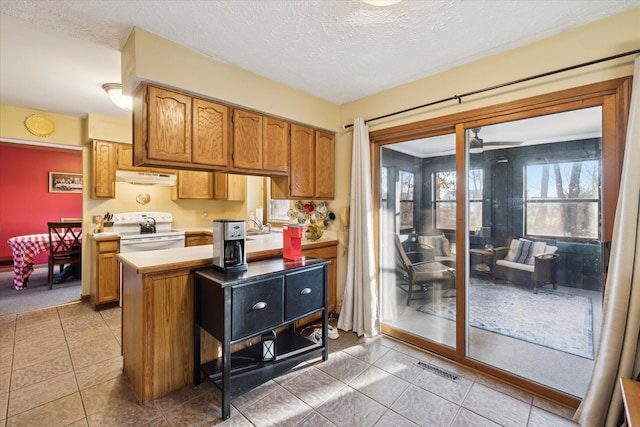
185, 233, 212, 247
89, 236, 120, 306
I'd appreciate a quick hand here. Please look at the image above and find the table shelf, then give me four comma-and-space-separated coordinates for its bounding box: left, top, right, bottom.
201, 332, 323, 396
194, 258, 330, 420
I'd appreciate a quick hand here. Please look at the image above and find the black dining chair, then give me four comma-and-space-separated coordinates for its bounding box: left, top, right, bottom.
47, 221, 82, 289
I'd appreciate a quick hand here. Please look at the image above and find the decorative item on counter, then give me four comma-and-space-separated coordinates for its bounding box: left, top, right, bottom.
288, 201, 334, 228
283, 224, 305, 261
305, 224, 323, 241
136, 192, 151, 205
303, 201, 316, 213
323, 211, 336, 226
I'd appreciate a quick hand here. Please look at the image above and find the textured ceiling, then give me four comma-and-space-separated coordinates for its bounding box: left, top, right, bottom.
0, 1, 638, 122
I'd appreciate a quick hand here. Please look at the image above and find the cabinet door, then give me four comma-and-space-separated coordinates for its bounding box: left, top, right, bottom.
285, 266, 324, 321
116, 143, 136, 170
192, 98, 228, 167
98, 251, 120, 303
147, 86, 192, 163
92, 140, 116, 199
186, 234, 212, 247
226, 174, 247, 201
232, 109, 263, 170
231, 277, 284, 341
314, 131, 335, 199
213, 172, 228, 200
289, 124, 315, 198
263, 117, 289, 173
173, 170, 213, 199
302, 245, 337, 313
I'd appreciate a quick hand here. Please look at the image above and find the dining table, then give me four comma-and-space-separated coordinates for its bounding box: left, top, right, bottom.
6, 233, 82, 290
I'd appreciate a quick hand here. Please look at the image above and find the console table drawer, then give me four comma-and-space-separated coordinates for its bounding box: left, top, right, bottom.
285, 266, 324, 321
232, 277, 284, 341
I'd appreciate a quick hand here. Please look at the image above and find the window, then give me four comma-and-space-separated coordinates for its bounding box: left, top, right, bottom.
525, 160, 600, 239
380, 166, 388, 210
434, 169, 483, 230
399, 170, 414, 231
266, 178, 290, 223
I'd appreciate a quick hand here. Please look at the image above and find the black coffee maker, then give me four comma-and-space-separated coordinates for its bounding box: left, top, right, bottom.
212, 219, 248, 273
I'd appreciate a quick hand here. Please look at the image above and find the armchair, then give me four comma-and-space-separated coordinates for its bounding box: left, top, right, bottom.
393, 234, 455, 305
492, 238, 559, 294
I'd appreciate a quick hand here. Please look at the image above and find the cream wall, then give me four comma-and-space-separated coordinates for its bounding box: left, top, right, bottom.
334, 8, 639, 307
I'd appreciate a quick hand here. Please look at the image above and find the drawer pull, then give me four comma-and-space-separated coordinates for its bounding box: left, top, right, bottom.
251, 301, 267, 310
300, 288, 312, 295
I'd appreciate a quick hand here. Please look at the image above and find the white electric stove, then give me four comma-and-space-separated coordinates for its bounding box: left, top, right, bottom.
112, 212, 185, 253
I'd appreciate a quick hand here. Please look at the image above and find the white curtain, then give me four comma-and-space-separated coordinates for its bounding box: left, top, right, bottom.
337, 117, 380, 337
574, 55, 640, 426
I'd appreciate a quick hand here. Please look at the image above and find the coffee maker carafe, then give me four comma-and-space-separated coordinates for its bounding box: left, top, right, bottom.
212, 219, 248, 273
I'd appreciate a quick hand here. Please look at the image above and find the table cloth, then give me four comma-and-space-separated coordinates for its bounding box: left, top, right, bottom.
6, 233, 82, 290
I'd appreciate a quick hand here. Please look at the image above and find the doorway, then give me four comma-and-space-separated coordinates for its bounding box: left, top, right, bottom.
0, 142, 83, 315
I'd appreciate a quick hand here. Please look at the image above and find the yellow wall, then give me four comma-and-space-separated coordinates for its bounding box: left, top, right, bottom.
122, 27, 341, 132
332, 8, 639, 307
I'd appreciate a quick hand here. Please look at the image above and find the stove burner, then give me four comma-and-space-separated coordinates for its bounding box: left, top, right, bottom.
140, 229, 156, 234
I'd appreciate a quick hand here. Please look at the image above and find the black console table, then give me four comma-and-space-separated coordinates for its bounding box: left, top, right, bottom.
194, 258, 329, 419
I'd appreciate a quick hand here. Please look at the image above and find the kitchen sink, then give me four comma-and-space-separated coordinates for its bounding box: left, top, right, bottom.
246, 230, 281, 236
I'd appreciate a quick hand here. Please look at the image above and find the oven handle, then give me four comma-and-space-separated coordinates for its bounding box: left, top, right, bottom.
120, 236, 185, 245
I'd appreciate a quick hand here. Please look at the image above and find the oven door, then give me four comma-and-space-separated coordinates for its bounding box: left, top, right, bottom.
119, 234, 186, 253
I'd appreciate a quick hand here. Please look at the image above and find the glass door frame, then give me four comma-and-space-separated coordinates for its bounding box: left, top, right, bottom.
371, 76, 631, 409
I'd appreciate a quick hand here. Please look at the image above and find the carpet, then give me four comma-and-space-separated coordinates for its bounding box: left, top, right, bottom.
417, 279, 594, 359
0, 266, 82, 315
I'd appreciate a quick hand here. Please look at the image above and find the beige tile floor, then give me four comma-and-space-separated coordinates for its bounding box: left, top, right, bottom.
0, 301, 579, 426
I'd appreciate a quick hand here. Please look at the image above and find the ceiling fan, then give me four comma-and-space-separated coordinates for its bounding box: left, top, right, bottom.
469, 127, 523, 153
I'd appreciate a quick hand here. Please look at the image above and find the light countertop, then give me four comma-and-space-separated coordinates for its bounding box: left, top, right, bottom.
117, 229, 338, 275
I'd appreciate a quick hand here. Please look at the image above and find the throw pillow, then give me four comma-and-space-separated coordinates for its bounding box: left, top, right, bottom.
521, 239, 547, 265
419, 235, 450, 257
504, 239, 522, 262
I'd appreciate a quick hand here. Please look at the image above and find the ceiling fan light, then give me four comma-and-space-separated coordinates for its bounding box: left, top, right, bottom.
102, 83, 133, 110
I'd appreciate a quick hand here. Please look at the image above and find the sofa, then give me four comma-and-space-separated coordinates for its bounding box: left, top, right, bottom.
492, 238, 559, 294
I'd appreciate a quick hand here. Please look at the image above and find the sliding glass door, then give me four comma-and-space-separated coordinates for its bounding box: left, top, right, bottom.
374, 76, 631, 405
464, 107, 604, 397
379, 133, 458, 350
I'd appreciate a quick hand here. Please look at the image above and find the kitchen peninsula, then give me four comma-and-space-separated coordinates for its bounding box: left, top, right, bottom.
117, 230, 338, 404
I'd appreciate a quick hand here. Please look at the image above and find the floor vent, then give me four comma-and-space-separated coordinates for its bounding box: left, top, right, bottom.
416, 361, 459, 382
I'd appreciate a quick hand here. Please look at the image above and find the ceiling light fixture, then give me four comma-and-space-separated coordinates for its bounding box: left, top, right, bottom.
102, 83, 133, 110
363, 0, 402, 6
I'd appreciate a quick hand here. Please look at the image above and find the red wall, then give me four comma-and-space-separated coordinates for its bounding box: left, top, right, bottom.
0, 144, 82, 263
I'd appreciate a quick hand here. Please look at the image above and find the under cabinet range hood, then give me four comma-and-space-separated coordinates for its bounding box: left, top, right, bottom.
115, 170, 177, 186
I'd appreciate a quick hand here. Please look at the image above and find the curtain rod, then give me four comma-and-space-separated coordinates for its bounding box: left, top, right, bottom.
343, 49, 640, 129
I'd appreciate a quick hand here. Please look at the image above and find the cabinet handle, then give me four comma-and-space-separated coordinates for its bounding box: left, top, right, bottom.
300, 288, 312, 295
251, 301, 267, 310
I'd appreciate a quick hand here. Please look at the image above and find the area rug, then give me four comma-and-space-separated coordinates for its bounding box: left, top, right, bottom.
417, 279, 594, 359
0, 266, 81, 315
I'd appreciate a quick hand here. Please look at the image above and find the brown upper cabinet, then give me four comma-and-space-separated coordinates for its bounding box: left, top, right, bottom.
231, 110, 289, 174
134, 84, 229, 170
92, 140, 116, 199
271, 125, 335, 200
314, 130, 335, 199
131, 82, 334, 198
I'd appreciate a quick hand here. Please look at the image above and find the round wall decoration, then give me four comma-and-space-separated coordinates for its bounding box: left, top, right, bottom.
24, 114, 56, 137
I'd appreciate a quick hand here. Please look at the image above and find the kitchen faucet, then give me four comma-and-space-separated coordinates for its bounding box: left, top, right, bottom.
248, 217, 263, 231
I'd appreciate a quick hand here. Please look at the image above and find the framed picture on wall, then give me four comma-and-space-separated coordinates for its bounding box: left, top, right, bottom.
49, 172, 82, 193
